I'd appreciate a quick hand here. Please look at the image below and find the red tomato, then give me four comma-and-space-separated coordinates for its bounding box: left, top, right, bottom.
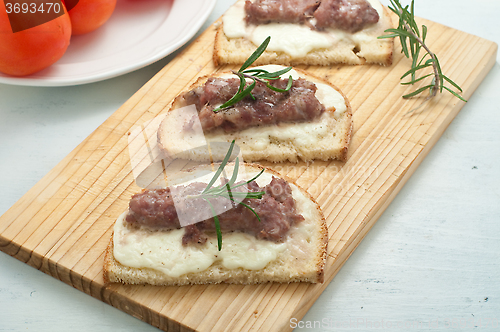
0, 1, 72, 76
65, 0, 117, 35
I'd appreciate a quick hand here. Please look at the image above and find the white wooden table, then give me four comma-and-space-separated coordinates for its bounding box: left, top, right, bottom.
1, 0, 499, 331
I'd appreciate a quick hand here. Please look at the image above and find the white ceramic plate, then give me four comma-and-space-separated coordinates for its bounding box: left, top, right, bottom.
0, 0, 216, 87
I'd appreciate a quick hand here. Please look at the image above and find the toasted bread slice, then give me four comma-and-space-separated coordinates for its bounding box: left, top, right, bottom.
213, 0, 394, 67
157, 65, 352, 163
103, 164, 327, 286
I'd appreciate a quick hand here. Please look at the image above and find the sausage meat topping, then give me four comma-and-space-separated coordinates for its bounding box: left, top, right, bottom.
245, 0, 379, 33
180, 77, 325, 133
125, 177, 305, 245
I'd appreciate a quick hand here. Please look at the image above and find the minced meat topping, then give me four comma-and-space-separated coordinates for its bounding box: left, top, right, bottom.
125, 177, 304, 245
245, 0, 379, 33
180, 77, 325, 133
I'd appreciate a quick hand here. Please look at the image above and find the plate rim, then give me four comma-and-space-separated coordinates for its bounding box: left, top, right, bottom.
0, 0, 217, 87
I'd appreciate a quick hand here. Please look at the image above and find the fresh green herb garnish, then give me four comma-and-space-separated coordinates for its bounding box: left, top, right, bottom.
196, 140, 265, 250
212, 36, 294, 113
379, 0, 466, 104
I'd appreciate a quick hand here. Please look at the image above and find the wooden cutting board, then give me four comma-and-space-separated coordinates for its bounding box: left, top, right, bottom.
0, 12, 497, 332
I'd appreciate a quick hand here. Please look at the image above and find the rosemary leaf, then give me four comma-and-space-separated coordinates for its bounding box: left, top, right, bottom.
378, 33, 399, 39
409, 0, 418, 34
203, 198, 223, 251
384, 28, 413, 39
239, 36, 271, 72
203, 141, 235, 193
245, 168, 266, 185
265, 76, 293, 93
403, 84, 434, 99
400, 73, 433, 85
253, 66, 293, 79
242, 68, 269, 75
227, 156, 239, 187
422, 24, 428, 43
443, 75, 463, 93
212, 75, 256, 113
400, 63, 433, 79
238, 201, 262, 222
443, 86, 467, 102
230, 168, 266, 192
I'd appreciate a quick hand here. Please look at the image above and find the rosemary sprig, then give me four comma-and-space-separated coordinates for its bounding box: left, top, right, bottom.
378, 0, 466, 103
196, 140, 265, 250
212, 36, 294, 112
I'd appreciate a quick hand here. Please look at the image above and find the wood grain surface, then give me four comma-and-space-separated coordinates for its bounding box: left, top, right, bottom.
0, 11, 497, 332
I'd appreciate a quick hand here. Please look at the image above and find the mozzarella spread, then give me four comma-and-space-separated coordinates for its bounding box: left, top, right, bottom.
223, 0, 385, 58
113, 170, 318, 277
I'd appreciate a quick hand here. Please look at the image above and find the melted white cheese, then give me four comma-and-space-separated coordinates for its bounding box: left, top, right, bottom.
252, 23, 334, 58
113, 170, 315, 277
223, 0, 384, 57
208, 111, 333, 151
